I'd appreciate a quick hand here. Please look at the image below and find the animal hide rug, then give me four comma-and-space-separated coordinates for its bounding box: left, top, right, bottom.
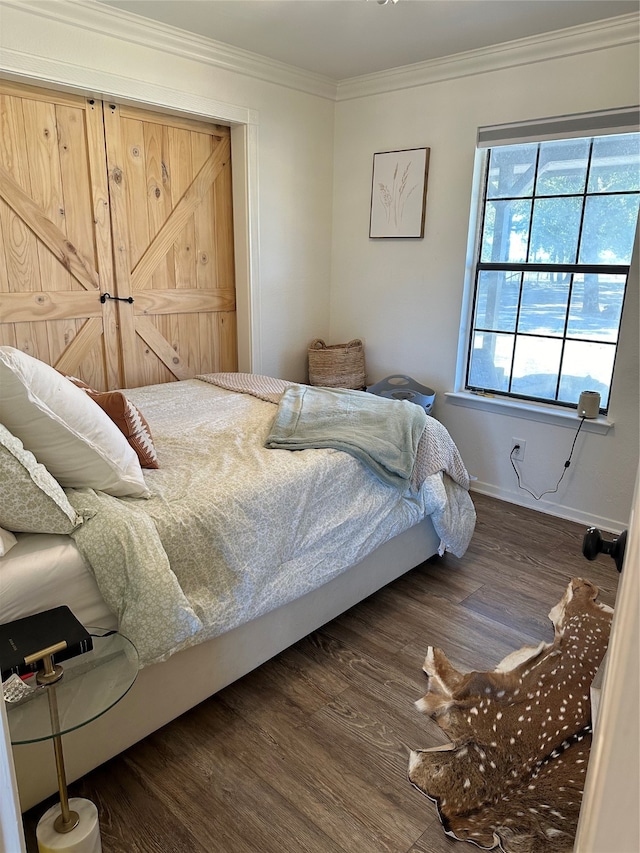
408, 578, 612, 852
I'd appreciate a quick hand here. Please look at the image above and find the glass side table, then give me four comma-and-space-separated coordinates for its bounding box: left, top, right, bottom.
6, 630, 138, 853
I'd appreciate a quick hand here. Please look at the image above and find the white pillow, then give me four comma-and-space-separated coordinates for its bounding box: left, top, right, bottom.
0, 423, 84, 534
0, 347, 149, 498
0, 526, 18, 557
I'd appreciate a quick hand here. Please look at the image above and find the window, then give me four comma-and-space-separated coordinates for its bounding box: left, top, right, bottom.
466, 111, 640, 414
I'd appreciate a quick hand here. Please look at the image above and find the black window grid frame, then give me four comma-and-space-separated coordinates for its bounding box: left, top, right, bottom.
465, 141, 637, 415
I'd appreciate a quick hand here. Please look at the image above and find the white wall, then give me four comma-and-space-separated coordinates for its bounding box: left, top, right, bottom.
331, 34, 640, 531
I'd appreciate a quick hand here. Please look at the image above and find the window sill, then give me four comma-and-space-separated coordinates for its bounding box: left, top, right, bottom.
444, 391, 614, 434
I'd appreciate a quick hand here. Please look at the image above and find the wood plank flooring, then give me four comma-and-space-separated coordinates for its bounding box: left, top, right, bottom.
21, 493, 621, 852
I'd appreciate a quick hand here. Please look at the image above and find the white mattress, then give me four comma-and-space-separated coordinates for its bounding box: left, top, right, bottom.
0, 532, 116, 629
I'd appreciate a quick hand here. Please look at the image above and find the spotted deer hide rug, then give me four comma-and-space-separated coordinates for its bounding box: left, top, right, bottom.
408, 578, 613, 853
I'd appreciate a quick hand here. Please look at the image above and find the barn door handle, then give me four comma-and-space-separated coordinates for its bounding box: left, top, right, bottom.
100, 292, 134, 304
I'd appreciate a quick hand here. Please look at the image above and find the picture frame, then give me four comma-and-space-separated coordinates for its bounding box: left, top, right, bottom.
369, 147, 430, 239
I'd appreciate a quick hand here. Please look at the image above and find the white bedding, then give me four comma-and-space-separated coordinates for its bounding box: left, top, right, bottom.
59, 379, 475, 668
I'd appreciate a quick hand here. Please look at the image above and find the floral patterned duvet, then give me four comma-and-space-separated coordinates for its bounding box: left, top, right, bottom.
66, 380, 475, 667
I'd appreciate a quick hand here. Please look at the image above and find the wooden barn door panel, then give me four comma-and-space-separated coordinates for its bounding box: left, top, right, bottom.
0, 83, 237, 392
0, 82, 119, 390
103, 103, 237, 388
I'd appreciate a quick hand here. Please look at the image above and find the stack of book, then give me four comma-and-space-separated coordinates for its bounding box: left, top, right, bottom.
0, 606, 93, 681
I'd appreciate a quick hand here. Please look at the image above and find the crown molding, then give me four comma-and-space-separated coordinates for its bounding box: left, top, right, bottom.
0, 0, 338, 101
337, 12, 640, 101
1, 2, 637, 105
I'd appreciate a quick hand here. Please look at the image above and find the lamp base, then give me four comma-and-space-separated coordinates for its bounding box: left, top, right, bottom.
36, 798, 102, 853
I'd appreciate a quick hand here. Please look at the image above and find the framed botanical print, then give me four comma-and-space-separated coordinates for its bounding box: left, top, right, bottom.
369, 147, 430, 238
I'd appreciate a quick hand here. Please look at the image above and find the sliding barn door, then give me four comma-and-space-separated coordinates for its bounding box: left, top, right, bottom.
0, 82, 120, 390
103, 103, 237, 388
0, 83, 237, 390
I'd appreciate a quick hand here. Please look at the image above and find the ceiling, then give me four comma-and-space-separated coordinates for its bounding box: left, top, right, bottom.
96, 0, 639, 81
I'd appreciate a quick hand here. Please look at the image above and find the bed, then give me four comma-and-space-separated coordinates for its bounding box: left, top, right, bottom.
0, 347, 475, 810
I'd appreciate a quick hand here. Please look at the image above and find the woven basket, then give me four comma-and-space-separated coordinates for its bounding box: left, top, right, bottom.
307, 339, 366, 389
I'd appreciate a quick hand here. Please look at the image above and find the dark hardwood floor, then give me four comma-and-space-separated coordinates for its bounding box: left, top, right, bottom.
21, 493, 621, 852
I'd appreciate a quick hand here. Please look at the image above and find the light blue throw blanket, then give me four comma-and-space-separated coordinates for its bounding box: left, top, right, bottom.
265, 384, 427, 490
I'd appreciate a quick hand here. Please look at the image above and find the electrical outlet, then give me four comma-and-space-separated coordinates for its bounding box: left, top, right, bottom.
511, 438, 526, 461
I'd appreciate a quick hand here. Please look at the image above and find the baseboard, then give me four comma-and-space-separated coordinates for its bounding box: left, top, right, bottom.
470, 481, 625, 535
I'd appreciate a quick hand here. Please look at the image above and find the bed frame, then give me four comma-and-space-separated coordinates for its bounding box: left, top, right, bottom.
13, 517, 440, 811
